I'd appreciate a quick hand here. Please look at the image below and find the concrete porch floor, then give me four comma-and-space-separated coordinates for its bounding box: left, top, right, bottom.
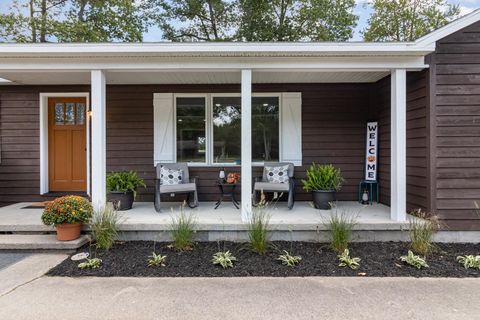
0, 201, 410, 232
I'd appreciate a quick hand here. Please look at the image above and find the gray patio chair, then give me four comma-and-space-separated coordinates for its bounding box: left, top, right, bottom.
154, 163, 199, 212
252, 162, 295, 210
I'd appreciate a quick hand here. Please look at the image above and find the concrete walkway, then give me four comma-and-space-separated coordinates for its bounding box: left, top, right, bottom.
0, 275, 479, 320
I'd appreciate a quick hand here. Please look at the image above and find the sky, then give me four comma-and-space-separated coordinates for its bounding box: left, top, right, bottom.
0, 0, 479, 41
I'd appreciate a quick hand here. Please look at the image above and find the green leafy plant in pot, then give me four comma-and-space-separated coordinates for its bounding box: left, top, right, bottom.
302, 163, 344, 209
106, 171, 146, 210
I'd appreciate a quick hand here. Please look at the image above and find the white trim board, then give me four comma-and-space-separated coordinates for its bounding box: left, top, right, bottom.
39, 92, 91, 195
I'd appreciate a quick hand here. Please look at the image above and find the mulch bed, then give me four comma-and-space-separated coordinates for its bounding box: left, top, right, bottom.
47, 241, 480, 278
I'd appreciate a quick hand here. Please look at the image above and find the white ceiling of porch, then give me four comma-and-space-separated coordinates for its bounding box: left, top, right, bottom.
0, 70, 389, 85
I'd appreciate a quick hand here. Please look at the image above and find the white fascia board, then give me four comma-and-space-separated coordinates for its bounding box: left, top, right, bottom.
0, 41, 431, 57
0, 56, 428, 71
415, 9, 480, 48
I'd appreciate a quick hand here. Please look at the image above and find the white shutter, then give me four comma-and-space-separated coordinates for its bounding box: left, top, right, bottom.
153, 93, 175, 164
281, 92, 302, 166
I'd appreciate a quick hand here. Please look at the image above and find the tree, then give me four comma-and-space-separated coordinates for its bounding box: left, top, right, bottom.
0, 0, 146, 42
55, 0, 145, 42
363, 0, 460, 42
145, 0, 237, 41
236, 0, 358, 41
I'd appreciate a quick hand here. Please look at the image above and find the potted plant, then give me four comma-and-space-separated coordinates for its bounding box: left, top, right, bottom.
42, 195, 93, 241
106, 171, 146, 210
302, 163, 344, 210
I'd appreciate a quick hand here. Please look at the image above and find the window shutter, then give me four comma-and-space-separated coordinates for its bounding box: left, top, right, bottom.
281, 92, 302, 166
153, 93, 175, 164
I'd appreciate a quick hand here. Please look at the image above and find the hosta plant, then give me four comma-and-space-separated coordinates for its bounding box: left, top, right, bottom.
42, 195, 93, 226
78, 257, 102, 270
456, 255, 480, 270
400, 250, 428, 269
277, 250, 302, 267
148, 252, 167, 267
338, 249, 361, 270
212, 251, 237, 269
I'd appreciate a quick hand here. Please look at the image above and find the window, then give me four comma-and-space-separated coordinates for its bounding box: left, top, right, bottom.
174, 94, 280, 165
212, 96, 241, 164
176, 97, 206, 163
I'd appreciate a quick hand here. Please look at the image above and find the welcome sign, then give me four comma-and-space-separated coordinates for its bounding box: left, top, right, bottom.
365, 122, 378, 181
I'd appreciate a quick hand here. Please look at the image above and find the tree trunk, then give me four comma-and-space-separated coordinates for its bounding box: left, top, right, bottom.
29, 0, 37, 42
40, 0, 47, 42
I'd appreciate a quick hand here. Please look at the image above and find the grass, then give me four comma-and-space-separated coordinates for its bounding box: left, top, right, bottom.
90, 204, 122, 250
170, 205, 197, 251
246, 195, 271, 255
324, 207, 357, 253
408, 209, 439, 256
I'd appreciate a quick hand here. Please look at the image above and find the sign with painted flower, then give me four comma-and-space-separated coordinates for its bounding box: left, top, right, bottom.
365, 122, 378, 181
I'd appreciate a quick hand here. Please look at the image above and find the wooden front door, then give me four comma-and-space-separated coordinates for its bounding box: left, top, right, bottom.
48, 97, 87, 192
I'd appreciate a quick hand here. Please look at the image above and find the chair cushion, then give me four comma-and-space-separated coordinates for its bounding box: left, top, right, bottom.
264, 165, 289, 183
160, 183, 196, 193
254, 182, 290, 192
160, 166, 183, 185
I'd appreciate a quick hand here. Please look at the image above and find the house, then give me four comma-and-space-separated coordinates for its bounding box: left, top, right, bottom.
0, 10, 480, 233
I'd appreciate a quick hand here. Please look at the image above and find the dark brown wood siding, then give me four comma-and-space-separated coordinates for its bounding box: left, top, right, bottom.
430, 21, 480, 230
0, 83, 372, 205
370, 71, 429, 212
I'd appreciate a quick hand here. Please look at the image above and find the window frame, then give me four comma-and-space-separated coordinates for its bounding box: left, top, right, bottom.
174, 92, 282, 167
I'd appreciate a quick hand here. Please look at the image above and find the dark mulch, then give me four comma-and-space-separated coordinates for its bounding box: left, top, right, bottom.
47, 241, 480, 277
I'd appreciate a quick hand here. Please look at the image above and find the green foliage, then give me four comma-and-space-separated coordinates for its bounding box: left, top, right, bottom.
106, 171, 146, 199
408, 209, 439, 256
212, 251, 237, 269
363, 0, 460, 41
456, 255, 480, 270
78, 257, 102, 270
400, 250, 428, 269
247, 202, 271, 255
0, 0, 145, 43
42, 195, 93, 226
148, 252, 167, 267
90, 204, 121, 250
338, 249, 361, 269
144, 0, 237, 41
325, 209, 357, 253
170, 207, 197, 251
302, 163, 344, 192
277, 250, 302, 267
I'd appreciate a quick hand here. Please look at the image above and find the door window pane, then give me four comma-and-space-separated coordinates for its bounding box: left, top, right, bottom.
65, 103, 75, 125
54, 103, 64, 125
76, 103, 85, 125
252, 97, 279, 162
176, 97, 206, 163
213, 97, 241, 164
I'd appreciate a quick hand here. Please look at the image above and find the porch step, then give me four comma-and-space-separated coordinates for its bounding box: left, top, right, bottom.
0, 234, 90, 250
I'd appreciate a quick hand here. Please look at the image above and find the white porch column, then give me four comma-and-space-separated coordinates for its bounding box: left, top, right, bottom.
390, 69, 407, 221
241, 69, 252, 222
91, 70, 107, 211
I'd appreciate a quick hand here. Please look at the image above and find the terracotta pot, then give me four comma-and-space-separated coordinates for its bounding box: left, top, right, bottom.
55, 222, 82, 241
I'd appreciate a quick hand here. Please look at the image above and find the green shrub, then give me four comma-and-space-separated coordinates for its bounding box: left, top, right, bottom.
247, 204, 271, 255
170, 207, 197, 251
42, 195, 93, 226
78, 257, 102, 270
302, 163, 344, 192
277, 250, 302, 267
212, 251, 237, 269
408, 209, 439, 256
457, 255, 480, 270
90, 204, 121, 250
338, 249, 361, 270
148, 252, 167, 267
400, 250, 428, 269
106, 171, 146, 199
325, 209, 357, 253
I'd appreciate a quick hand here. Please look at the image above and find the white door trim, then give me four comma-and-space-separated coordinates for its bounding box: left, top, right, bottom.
39, 92, 91, 195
